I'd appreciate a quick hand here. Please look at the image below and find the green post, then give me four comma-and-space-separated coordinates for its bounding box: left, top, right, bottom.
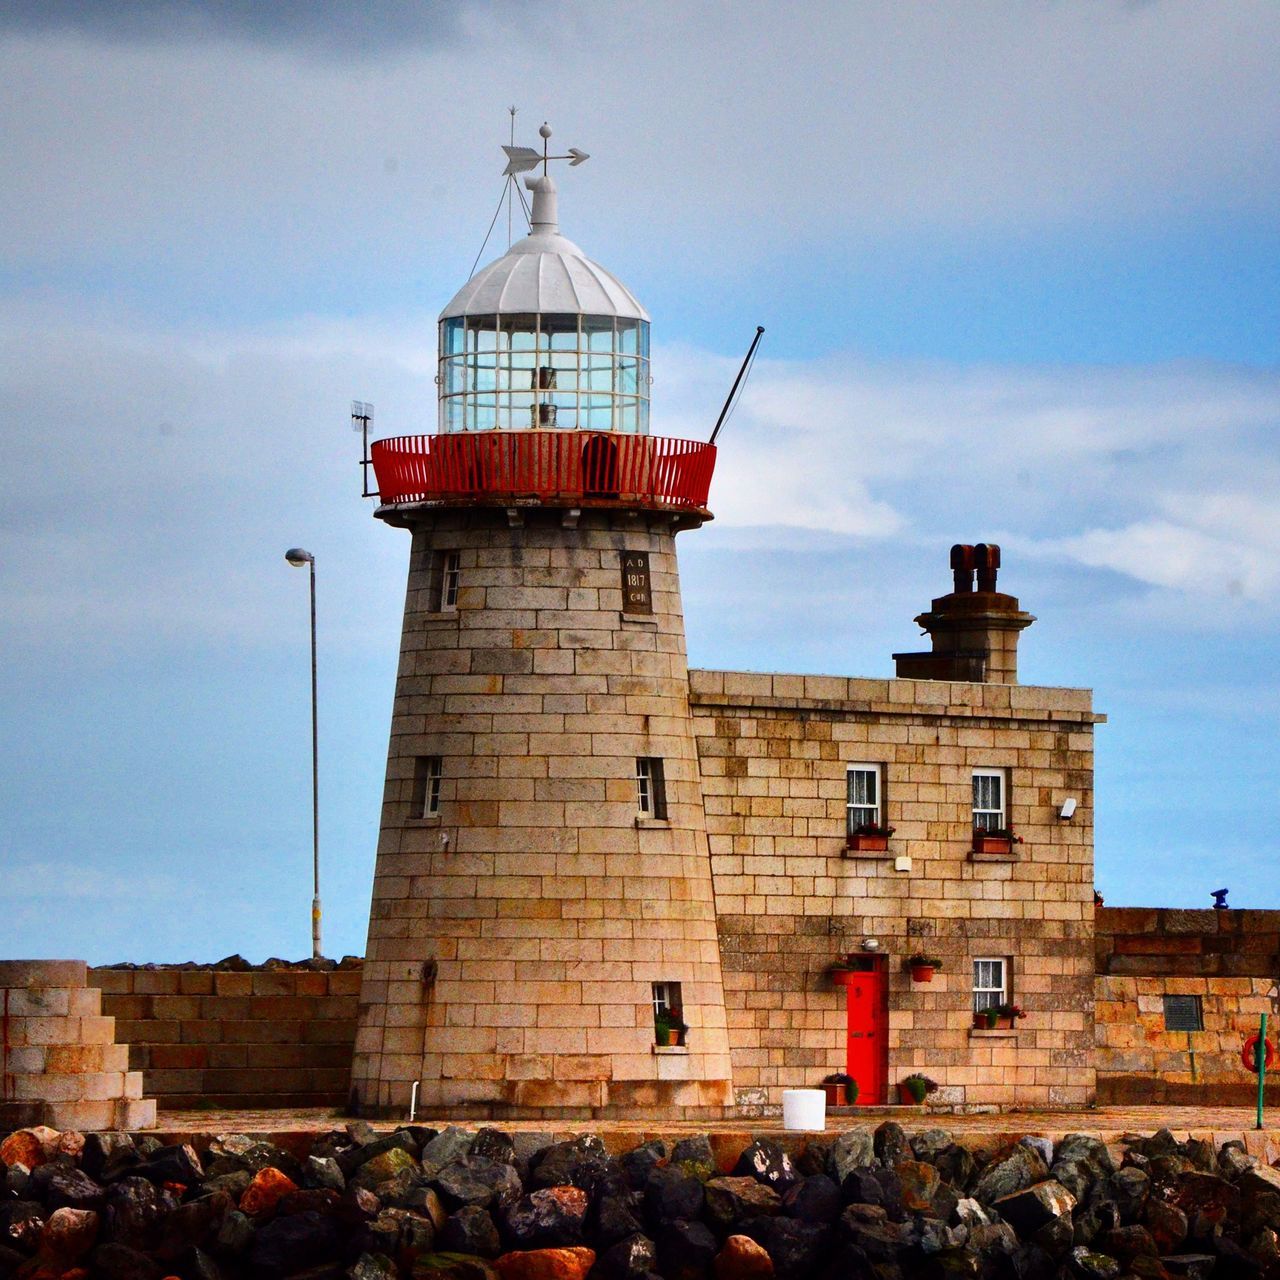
1258, 1013, 1267, 1131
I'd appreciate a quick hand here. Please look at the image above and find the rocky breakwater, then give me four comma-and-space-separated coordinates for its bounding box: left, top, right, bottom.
5, 1121, 1280, 1279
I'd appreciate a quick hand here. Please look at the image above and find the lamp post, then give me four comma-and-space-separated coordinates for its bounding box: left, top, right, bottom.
285, 547, 322, 960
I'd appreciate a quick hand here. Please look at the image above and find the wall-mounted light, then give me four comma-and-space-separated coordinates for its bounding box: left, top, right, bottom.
1058, 798, 1077, 821
860, 938, 880, 952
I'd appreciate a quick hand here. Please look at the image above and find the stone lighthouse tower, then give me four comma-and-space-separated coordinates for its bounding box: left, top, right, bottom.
351, 131, 734, 1118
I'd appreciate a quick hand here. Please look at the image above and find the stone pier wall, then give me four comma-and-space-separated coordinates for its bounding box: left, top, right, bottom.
92, 966, 360, 1109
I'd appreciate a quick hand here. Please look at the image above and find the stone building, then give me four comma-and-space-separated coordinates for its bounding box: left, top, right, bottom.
349, 147, 1101, 1118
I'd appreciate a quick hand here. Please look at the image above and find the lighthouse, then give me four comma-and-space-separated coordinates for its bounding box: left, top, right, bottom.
351, 128, 734, 1118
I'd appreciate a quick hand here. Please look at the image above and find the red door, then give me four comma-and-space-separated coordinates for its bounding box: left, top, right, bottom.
844, 968, 888, 1105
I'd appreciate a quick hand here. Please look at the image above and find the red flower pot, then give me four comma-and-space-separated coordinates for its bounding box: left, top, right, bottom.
822, 1083, 848, 1107
909, 965, 935, 983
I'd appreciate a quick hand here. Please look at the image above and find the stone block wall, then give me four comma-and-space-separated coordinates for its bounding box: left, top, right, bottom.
690, 670, 1099, 1112
92, 966, 360, 1109
1, 960, 155, 1131
1095, 907, 1280, 1104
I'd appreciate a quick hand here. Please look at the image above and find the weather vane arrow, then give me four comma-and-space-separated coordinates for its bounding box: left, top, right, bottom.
502, 122, 589, 175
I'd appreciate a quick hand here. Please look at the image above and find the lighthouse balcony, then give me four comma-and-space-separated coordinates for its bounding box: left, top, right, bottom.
370, 429, 717, 514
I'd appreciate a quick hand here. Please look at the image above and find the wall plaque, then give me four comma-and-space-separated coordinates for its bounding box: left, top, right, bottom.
621, 550, 653, 614
1162, 994, 1203, 1032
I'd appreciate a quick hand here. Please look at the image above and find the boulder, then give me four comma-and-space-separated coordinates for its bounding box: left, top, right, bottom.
1099, 1224, 1159, 1266
619, 1141, 669, 1192
501, 1187, 589, 1250
470, 1130, 517, 1168
239, 1167, 298, 1217
1160, 1254, 1216, 1279
935, 1143, 977, 1194
305, 1156, 346, 1191
340, 1132, 419, 1179
780, 1175, 840, 1225
598, 1232, 659, 1280
1057, 1136, 1116, 1177
994, 1180, 1077, 1238
421, 1130, 477, 1179
0, 1129, 55, 1170
279, 1188, 342, 1218
838, 1203, 907, 1263
670, 1137, 717, 1183
909, 1129, 955, 1166
412, 1251, 500, 1280
827, 1129, 875, 1186
741, 1216, 829, 1280
89, 1241, 164, 1280
1172, 1171, 1239, 1239
354, 1147, 420, 1190
654, 1219, 717, 1280
83, 1134, 141, 1183
1141, 1199, 1189, 1254
440, 1207, 502, 1258
713, 1233, 774, 1279
873, 1123, 911, 1170
212, 1209, 253, 1257
493, 1246, 596, 1280
643, 1168, 705, 1225
104, 1177, 167, 1248
1067, 1246, 1122, 1279
590, 1176, 644, 1247
732, 1142, 798, 1196
432, 1158, 523, 1213
703, 1178, 782, 1233
529, 1138, 614, 1194
348, 1252, 399, 1280
1052, 1160, 1096, 1203
43, 1166, 105, 1212
41, 1206, 100, 1262
147, 1191, 233, 1263
133, 1145, 205, 1189
247, 1210, 343, 1276
972, 1145, 1049, 1206
2, 1200, 47, 1253
1019, 1137, 1055, 1168
894, 1161, 940, 1214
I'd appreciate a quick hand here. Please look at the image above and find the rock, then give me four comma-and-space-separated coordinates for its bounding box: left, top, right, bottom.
1, 1127, 58, 1169
1058, 1136, 1117, 1177
713, 1233, 774, 1279
1067, 1246, 1122, 1279
148, 1191, 232, 1263
44, 1167, 105, 1212
1172, 1171, 1239, 1238
619, 1141, 668, 1191
529, 1137, 614, 1194
598, 1232, 658, 1280
1100, 1224, 1159, 1265
348, 1252, 399, 1280
873, 1124, 911, 1170
355, 1147, 420, 1190
203, 1170, 253, 1201
493, 1246, 595, 1280
869, 1166, 906, 1222
470, 1130, 517, 1168
1160, 1254, 1216, 1279
104, 1177, 167, 1248
1052, 1160, 1096, 1203
1219, 1145, 1258, 1180
3, 1200, 46, 1252
421, 1130, 477, 1178
212, 1209, 253, 1257
341, 1132, 419, 1178
935, 1143, 977, 1194
953, 1198, 991, 1228
412, 1254, 500, 1280
838, 1203, 907, 1262
4, 1162, 30, 1198
742, 1217, 829, 1280
780, 1174, 840, 1225
41, 1206, 100, 1261
501, 1187, 589, 1250
432, 1157, 523, 1213
248, 1210, 343, 1276
994, 1180, 1077, 1238
654, 1219, 717, 1280
83, 1134, 141, 1183
972, 1145, 1050, 1205
839, 1169, 884, 1211
133, 1145, 205, 1189
670, 1137, 717, 1183
591, 1177, 643, 1248
279, 1188, 341, 1217
390, 1185, 450, 1231
1239, 1163, 1280, 1203
894, 1161, 940, 1214
1142, 1200, 1189, 1254
827, 1129, 875, 1186
90, 1241, 164, 1280
644, 1168, 705, 1225
703, 1178, 782, 1232
1180, 1139, 1216, 1174
305, 1156, 346, 1191
440, 1207, 502, 1258
909, 1129, 955, 1166
732, 1142, 798, 1196
239, 1166, 298, 1217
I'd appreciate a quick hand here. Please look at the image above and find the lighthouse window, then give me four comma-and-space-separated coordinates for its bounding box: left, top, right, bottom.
411, 756, 443, 819
439, 551, 461, 611
636, 757, 668, 820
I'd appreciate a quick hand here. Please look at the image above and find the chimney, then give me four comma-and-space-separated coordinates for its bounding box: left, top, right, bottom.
892, 543, 1035, 684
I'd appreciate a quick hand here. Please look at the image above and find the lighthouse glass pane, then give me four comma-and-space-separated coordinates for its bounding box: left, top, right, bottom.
443, 318, 465, 354
618, 320, 639, 354
639, 323, 650, 359
585, 318, 614, 351
617, 360, 638, 395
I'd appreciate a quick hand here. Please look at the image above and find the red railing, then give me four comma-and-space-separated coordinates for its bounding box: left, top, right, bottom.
370, 430, 717, 511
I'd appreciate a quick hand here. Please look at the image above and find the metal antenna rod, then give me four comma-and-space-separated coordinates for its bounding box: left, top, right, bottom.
508, 105, 517, 249
710, 326, 765, 445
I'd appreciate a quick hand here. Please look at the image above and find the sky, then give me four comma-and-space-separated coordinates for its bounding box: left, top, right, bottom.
2, 0, 1278, 963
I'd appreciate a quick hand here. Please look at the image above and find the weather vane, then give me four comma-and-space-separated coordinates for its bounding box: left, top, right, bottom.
502, 122, 589, 177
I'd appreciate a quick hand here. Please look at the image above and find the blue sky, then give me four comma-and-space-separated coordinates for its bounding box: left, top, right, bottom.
2, 1, 1278, 963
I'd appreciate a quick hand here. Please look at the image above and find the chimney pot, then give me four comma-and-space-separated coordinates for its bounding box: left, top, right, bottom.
950, 543, 975, 593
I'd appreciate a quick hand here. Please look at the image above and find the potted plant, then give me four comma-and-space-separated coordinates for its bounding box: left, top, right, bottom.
972, 827, 1024, 856
993, 1003, 1026, 1030
828, 954, 863, 985
655, 1014, 686, 1046
848, 822, 896, 853
820, 1072, 857, 1107
898, 1073, 939, 1105
974, 1007, 1000, 1029
906, 953, 943, 983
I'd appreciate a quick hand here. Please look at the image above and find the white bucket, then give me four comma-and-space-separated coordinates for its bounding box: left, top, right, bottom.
781, 1088, 826, 1132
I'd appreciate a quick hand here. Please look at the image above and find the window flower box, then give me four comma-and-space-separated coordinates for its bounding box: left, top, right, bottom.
847, 823, 894, 853
972, 829, 1023, 856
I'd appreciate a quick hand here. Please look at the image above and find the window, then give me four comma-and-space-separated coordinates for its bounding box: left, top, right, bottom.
846, 764, 883, 833
652, 981, 682, 1022
438, 551, 461, 612
972, 769, 1006, 831
411, 756, 443, 818
972, 958, 1008, 1012
636, 757, 668, 820
1162, 995, 1204, 1031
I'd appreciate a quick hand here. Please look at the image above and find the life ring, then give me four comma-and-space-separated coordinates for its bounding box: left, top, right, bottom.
1242, 1035, 1276, 1073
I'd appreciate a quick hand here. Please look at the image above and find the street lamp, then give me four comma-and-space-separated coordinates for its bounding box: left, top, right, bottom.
284, 547, 322, 960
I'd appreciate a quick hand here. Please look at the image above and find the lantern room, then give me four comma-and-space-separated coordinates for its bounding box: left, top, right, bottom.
437, 174, 651, 435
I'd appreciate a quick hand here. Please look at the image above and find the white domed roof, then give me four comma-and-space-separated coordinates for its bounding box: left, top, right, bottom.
439, 176, 649, 323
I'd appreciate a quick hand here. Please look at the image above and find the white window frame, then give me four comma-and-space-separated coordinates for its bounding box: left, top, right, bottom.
439, 551, 461, 612
846, 763, 883, 833
652, 981, 682, 1021
973, 957, 1008, 1012
636, 757, 667, 819
972, 768, 1006, 831
414, 755, 443, 818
